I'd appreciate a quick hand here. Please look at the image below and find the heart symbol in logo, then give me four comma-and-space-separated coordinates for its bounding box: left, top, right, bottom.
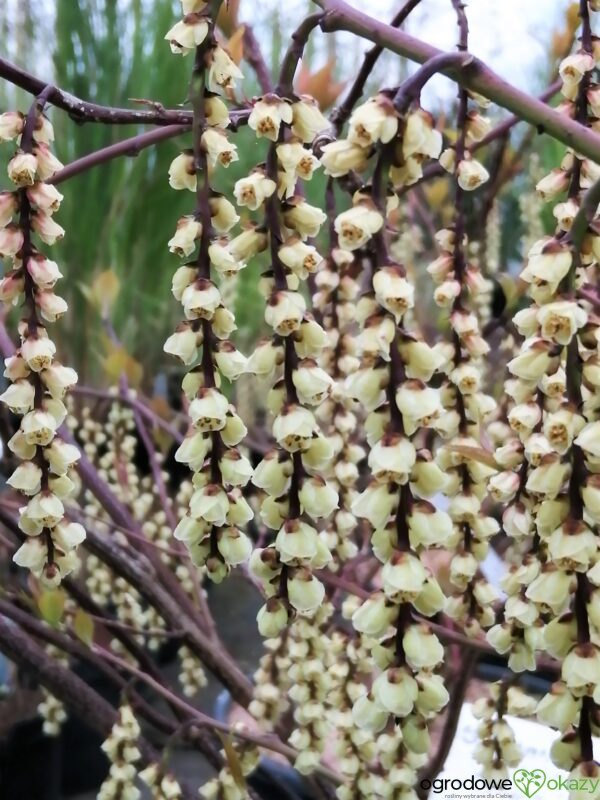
513, 769, 547, 798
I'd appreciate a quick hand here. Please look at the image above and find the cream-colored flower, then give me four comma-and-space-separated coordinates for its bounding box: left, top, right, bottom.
201, 127, 238, 167
283, 198, 327, 238
291, 96, 329, 142
334, 202, 383, 251
207, 46, 243, 94
164, 14, 209, 55
168, 151, 195, 191
403, 109, 442, 160
320, 139, 368, 177
233, 169, 277, 210
249, 96, 293, 141
348, 95, 398, 147
457, 158, 489, 190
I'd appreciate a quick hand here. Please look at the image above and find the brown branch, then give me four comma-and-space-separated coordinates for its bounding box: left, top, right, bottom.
0, 616, 156, 754
393, 51, 472, 111
0, 597, 177, 736
0, 56, 193, 125
276, 12, 326, 95
48, 108, 250, 185
94, 645, 343, 786
49, 124, 187, 183
314, 0, 600, 162
243, 26, 274, 93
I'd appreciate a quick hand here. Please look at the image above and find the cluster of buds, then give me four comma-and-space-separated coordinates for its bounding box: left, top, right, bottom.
472, 682, 536, 779
312, 233, 364, 565
287, 604, 334, 775
178, 643, 208, 697
243, 88, 338, 631
333, 96, 450, 788
164, 1, 255, 584
0, 104, 84, 586
139, 763, 183, 800
327, 599, 398, 799
428, 77, 498, 637
198, 726, 259, 800
97, 703, 142, 800
38, 645, 68, 736
488, 10, 600, 784
430, 248, 500, 636
248, 631, 292, 730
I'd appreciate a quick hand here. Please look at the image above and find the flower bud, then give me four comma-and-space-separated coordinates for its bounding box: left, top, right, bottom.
291, 96, 329, 143
188, 388, 229, 431
257, 598, 289, 637
351, 693, 388, 733
334, 202, 384, 251
217, 527, 252, 565
8, 151, 37, 186
287, 568, 325, 612
282, 197, 327, 239
320, 139, 368, 177
201, 128, 238, 167
168, 216, 202, 257
372, 667, 418, 717
168, 151, 196, 191
265, 290, 306, 334
403, 108, 442, 160
348, 95, 398, 147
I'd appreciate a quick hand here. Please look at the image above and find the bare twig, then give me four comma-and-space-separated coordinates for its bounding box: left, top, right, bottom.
331, 0, 424, 132
243, 26, 274, 93
276, 12, 326, 95
0, 57, 193, 125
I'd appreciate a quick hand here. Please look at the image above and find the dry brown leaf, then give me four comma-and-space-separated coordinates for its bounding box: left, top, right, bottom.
566, 2, 581, 34
38, 589, 66, 627
217, 0, 240, 37
217, 732, 246, 789
102, 343, 143, 388
81, 269, 120, 317
73, 609, 95, 645
296, 58, 345, 110
228, 25, 245, 66
552, 3, 580, 58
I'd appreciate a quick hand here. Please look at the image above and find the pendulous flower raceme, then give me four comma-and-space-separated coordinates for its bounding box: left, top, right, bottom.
164, 1, 254, 584
0, 101, 84, 586
242, 86, 336, 633
472, 682, 537, 779
487, 5, 600, 787
97, 703, 142, 800
311, 206, 364, 567
338, 94, 452, 792
428, 63, 499, 640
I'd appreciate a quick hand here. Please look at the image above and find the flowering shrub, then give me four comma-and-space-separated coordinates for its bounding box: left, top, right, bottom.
1, 1, 600, 798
